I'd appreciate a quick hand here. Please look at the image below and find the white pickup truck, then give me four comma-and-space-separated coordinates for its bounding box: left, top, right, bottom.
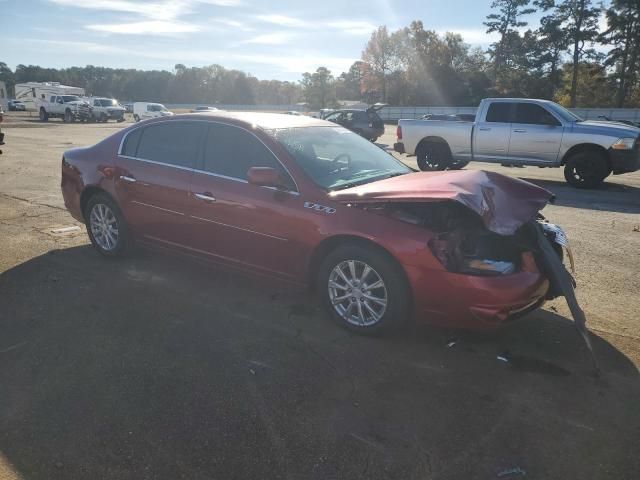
395, 98, 640, 188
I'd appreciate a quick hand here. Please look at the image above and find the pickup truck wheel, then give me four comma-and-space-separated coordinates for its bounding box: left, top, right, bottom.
449, 160, 469, 170
99, 113, 108, 123
134, 114, 140, 122
64, 109, 72, 123
39, 108, 48, 122
564, 151, 608, 189
416, 142, 450, 171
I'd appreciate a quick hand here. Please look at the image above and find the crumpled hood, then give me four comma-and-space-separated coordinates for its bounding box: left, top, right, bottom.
330, 170, 553, 235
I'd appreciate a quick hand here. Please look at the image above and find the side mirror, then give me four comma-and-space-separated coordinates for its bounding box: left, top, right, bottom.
247, 167, 288, 190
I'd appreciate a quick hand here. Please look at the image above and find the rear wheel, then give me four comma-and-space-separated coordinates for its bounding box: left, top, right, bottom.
84, 193, 131, 257
564, 151, 608, 189
416, 141, 451, 171
39, 108, 49, 122
318, 244, 410, 335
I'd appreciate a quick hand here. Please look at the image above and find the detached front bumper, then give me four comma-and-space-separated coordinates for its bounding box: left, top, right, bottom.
609, 146, 640, 174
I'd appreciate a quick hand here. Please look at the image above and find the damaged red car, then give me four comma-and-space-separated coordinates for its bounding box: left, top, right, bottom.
61, 113, 574, 334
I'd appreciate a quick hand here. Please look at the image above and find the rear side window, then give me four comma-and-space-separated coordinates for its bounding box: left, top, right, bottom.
202, 124, 291, 184
136, 122, 206, 168
121, 128, 143, 157
485, 103, 512, 123
514, 103, 560, 126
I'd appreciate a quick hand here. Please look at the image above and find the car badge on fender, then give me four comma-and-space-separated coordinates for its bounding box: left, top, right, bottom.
304, 201, 336, 214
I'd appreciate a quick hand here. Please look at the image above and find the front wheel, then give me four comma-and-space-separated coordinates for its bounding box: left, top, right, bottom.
318, 245, 410, 335
564, 151, 608, 189
133, 114, 140, 122
84, 193, 131, 257
416, 142, 451, 171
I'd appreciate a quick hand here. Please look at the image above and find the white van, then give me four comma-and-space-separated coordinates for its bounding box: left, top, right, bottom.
133, 102, 173, 122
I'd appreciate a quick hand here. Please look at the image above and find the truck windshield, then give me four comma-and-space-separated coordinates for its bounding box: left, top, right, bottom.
99, 99, 118, 106
61, 96, 81, 102
269, 126, 410, 191
548, 103, 583, 122
148, 104, 167, 112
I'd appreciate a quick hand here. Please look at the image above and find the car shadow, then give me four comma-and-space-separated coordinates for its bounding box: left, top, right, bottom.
1, 245, 638, 479
518, 177, 640, 214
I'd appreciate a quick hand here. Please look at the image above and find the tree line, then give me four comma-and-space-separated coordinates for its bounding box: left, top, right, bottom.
1, 0, 639, 109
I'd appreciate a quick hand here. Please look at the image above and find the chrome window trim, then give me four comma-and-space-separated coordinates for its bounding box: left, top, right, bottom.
117, 118, 300, 193
118, 155, 194, 172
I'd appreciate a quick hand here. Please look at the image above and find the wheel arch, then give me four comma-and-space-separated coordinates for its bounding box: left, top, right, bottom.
307, 234, 412, 299
80, 185, 116, 221
561, 143, 610, 168
416, 135, 450, 152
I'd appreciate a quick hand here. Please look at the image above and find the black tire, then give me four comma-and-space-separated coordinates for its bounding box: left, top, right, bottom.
100, 113, 108, 123
416, 141, 451, 171
449, 160, 469, 170
134, 114, 140, 122
564, 151, 608, 189
84, 193, 131, 257
317, 244, 410, 335
39, 108, 49, 122
64, 109, 72, 123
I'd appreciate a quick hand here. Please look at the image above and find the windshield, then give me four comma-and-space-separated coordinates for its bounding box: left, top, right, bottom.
149, 104, 167, 112
548, 102, 583, 122
61, 95, 81, 102
99, 99, 118, 107
269, 126, 411, 190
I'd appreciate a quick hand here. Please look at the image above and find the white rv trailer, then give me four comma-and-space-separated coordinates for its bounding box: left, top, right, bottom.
0, 81, 8, 111
14, 82, 85, 112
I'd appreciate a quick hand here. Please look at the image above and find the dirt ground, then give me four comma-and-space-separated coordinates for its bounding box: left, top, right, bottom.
0, 111, 639, 479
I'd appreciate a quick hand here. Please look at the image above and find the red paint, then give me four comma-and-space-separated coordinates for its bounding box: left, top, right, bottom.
61, 112, 553, 329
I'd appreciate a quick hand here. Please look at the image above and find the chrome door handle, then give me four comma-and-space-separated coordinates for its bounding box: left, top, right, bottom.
513, 129, 527, 133
478, 127, 491, 131
120, 175, 136, 183
195, 193, 216, 202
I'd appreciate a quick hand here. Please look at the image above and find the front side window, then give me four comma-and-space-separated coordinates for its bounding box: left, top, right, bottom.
485, 103, 512, 123
269, 126, 410, 191
135, 122, 206, 168
202, 124, 292, 187
514, 103, 560, 126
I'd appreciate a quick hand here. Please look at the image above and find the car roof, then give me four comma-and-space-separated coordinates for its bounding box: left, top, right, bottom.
174, 111, 330, 129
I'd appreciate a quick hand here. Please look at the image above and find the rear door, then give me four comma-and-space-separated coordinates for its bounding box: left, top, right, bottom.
473, 102, 513, 162
115, 121, 206, 246
508, 102, 564, 164
187, 123, 302, 279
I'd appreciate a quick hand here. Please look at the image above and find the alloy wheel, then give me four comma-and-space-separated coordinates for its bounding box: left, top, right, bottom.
89, 203, 119, 251
328, 260, 388, 327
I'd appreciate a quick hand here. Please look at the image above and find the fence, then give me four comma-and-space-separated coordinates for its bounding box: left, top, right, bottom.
166, 104, 640, 122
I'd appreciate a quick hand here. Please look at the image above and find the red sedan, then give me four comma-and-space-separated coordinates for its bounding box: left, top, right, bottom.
61, 112, 571, 334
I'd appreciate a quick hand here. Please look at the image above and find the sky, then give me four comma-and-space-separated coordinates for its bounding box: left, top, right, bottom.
2, 0, 596, 81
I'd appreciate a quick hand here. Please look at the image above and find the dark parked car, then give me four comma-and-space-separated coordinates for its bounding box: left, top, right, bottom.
61, 112, 574, 334
324, 105, 385, 141
8, 100, 26, 111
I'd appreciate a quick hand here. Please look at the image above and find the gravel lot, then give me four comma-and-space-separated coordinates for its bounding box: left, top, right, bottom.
0, 112, 638, 479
